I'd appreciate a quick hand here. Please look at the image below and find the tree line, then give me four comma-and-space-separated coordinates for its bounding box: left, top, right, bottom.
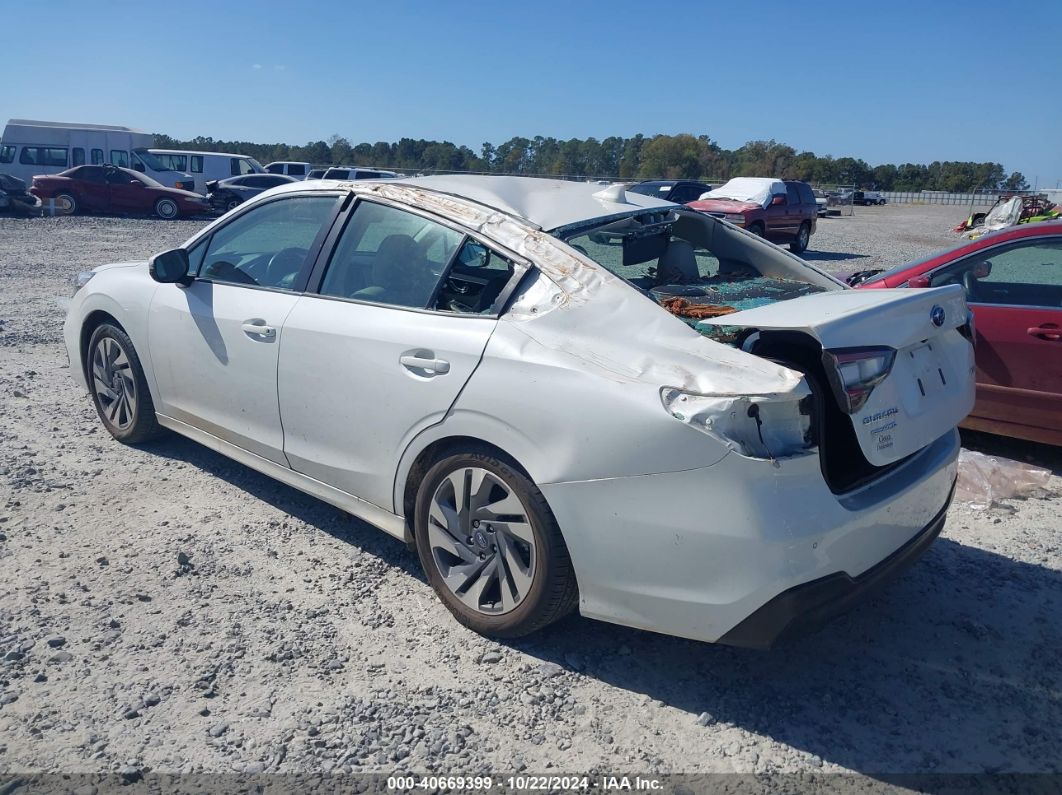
153, 132, 1029, 192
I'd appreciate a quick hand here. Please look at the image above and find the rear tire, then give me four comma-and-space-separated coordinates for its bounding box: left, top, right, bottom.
56, 192, 78, 215
85, 323, 163, 444
790, 221, 811, 253
154, 197, 179, 219
224, 196, 241, 212
414, 450, 578, 638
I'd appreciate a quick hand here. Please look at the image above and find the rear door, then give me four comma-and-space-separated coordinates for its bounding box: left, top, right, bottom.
73, 167, 109, 210
104, 168, 145, 212
278, 197, 523, 511
147, 193, 341, 463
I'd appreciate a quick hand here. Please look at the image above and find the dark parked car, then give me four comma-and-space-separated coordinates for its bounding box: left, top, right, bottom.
30, 166, 209, 219
0, 173, 41, 215
306, 168, 328, 180
854, 222, 1062, 445
206, 173, 297, 213
627, 180, 713, 204
687, 177, 818, 253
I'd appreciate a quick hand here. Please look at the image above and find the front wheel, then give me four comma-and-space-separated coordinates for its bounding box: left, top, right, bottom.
747, 221, 765, 238
790, 221, 811, 253
86, 324, 163, 444
154, 197, 179, 219
414, 450, 578, 638
56, 192, 78, 215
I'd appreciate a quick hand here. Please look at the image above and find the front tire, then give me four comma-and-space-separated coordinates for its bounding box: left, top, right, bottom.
56, 192, 78, 215
747, 221, 765, 238
154, 197, 179, 219
86, 324, 163, 444
790, 221, 811, 253
414, 450, 578, 638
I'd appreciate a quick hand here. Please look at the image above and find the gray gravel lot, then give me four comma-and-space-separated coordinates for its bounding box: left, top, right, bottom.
0, 206, 1060, 784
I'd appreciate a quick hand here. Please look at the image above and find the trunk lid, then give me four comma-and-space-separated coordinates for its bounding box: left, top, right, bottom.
697, 285, 975, 466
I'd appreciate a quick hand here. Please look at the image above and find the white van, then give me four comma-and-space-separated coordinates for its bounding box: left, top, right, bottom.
0, 119, 191, 190
134, 149, 265, 194
264, 161, 312, 179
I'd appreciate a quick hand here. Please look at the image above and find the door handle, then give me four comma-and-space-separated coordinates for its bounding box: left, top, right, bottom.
241, 321, 276, 338
400, 354, 450, 374
1027, 325, 1061, 341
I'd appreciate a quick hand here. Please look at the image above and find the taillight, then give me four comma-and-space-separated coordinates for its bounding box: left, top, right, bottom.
821, 347, 896, 414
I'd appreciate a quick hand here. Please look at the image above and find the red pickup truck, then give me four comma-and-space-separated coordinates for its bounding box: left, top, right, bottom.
686, 177, 818, 253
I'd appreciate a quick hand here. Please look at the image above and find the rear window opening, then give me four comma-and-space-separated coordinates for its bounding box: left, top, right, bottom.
560, 209, 833, 345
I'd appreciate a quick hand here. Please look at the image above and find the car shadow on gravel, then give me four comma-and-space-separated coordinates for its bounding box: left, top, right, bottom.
800, 251, 870, 262
141, 434, 425, 578
513, 536, 1062, 776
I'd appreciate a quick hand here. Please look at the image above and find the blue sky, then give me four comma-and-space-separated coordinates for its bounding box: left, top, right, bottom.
4, 0, 1060, 185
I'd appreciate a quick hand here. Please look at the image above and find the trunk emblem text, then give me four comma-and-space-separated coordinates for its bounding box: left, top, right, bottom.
863, 407, 898, 425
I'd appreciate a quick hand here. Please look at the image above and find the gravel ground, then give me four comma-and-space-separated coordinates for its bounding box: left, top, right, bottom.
1, 208, 1060, 784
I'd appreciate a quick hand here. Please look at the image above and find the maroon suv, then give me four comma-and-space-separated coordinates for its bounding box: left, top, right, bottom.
687, 177, 818, 253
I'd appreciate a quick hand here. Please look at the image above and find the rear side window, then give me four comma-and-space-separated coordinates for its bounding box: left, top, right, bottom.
356, 170, 381, 180
319, 201, 462, 308
266, 164, 284, 173
91, 148, 104, 165
190, 155, 203, 173
797, 183, 815, 204
785, 184, 800, 205
0, 145, 14, 164
72, 147, 85, 166
20, 147, 68, 167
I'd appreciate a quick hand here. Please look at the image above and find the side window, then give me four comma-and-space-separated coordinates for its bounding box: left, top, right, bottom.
91, 148, 104, 165
80, 167, 106, 184
266, 164, 283, 174
0, 145, 14, 164
199, 196, 336, 290
319, 201, 462, 308
237, 159, 255, 176
190, 156, 203, 173
797, 183, 815, 205
785, 184, 800, 206
928, 240, 1062, 306
72, 147, 85, 166
230, 158, 241, 176
434, 239, 517, 315
18, 147, 38, 165
18, 147, 67, 166
289, 164, 305, 177
110, 150, 129, 167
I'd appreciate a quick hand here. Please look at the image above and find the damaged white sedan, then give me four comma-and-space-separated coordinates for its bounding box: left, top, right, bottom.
64, 176, 974, 647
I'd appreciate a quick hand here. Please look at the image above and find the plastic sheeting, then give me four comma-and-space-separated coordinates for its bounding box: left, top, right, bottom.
954, 449, 1054, 510
699, 178, 785, 209
962, 196, 1022, 239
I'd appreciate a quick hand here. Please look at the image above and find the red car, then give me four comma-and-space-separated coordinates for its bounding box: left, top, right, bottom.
856, 222, 1062, 445
31, 165, 209, 219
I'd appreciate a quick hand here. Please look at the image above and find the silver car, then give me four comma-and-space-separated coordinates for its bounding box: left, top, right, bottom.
64, 176, 973, 647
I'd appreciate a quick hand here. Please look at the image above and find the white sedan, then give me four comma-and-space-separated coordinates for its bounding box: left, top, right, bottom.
64, 176, 974, 647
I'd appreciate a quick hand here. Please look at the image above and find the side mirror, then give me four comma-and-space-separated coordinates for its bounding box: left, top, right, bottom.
908, 275, 931, 288
771, 195, 785, 205
149, 248, 191, 284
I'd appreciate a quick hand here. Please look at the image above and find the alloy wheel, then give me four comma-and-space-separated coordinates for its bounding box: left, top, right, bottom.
91, 337, 137, 431
427, 467, 537, 615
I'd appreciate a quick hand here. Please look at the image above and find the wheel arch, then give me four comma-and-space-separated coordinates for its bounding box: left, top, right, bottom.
79, 309, 126, 377
395, 427, 541, 541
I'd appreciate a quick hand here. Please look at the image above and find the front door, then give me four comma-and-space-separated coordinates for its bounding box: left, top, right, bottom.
278, 198, 518, 510
147, 193, 340, 463
964, 237, 1062, 440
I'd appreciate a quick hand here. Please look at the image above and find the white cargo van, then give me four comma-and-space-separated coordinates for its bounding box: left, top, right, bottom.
0, 119, 191, 190
137, 149, 264, 194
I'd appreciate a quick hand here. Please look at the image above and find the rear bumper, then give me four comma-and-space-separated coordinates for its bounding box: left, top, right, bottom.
541, 428, 959, 645
717, 481, 953, 648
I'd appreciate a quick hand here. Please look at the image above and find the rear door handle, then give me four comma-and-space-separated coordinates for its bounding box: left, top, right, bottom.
241, 321, 276, 339
1027, 325, 1061, 341
400, 354, 450, 374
